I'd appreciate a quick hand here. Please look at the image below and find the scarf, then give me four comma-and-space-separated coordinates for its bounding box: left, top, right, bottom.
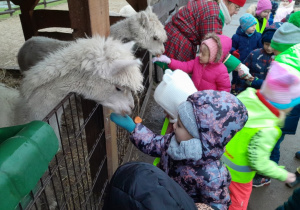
219, 0, 232, 25
166, 136, 203, 161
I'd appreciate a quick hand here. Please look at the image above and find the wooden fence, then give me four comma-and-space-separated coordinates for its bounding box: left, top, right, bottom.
0, 0, 64, 16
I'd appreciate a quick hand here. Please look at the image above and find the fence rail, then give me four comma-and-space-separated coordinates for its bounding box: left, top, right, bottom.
0, 0, 64, 16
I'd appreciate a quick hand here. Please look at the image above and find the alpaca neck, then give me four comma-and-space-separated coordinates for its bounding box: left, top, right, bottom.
110, 17, 135, 41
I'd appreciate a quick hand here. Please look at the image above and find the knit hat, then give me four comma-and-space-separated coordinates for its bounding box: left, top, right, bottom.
261, 22, 282, 44
178, 102, 200, 139
271, 22, 300, 53
230, 0, 247, 7
288, 0, 293, 3
239, 13, 257, 31
260, 62, 300, 109
202, 38, 218, 63
288, 11, 300, 28
256, 0, 272, 16
154, 70, 197, 123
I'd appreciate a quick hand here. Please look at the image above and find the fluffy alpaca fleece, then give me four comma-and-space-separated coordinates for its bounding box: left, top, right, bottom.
0, 36, 143, 129
0, 84, 20, 127
17, 6, 167, 72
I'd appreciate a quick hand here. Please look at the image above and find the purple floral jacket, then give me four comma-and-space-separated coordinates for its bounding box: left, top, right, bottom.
130, 90, 248, 210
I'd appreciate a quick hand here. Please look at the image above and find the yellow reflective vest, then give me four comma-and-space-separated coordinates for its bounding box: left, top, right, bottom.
255, 17, 267, 34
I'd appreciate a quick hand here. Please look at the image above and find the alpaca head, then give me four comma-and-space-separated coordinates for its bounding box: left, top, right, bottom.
22, 36, 144, 115
130, 6, 167, 56
73, 37, 144, 115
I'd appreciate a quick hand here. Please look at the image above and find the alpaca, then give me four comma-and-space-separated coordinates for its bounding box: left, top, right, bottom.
0, 36, 143, 129
17, 6, 167, 72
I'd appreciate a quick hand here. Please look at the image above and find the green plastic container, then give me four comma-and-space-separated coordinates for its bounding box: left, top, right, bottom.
0, 121, 59, 210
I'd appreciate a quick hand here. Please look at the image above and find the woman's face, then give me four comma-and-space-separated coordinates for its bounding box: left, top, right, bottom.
225, 0, 240, 16
260, 10, 271, 18
199, 44, 210, 64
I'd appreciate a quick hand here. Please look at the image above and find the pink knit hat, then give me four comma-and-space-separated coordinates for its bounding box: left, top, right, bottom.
256, 0, 272, 16
260, 61, 300, 109
202, 38, 218, 63
288, 0, 293, 3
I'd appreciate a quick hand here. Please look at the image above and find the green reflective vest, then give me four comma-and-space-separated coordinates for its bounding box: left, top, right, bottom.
255, 17, 267, 34
222, 126, 281, 183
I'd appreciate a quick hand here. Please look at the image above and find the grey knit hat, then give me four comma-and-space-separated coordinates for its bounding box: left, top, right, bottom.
271, 22, 300, 53
177, 101, 200, 139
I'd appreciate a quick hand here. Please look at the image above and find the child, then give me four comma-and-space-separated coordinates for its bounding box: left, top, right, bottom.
242, 22, 282, 90
268, 0, 279, 25
255, 0, 272, 33
153, 33, 231, 92
274, 0, 295, 22
222, 48, 300, 209
231, 13, 262, 94
110, 90, 248, 210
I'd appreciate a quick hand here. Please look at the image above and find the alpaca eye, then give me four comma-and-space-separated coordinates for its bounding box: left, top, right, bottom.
153, 36, 158, 41
116, 87, 122, 91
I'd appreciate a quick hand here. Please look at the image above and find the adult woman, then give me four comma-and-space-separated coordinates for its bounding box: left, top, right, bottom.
164, 0, 246, 65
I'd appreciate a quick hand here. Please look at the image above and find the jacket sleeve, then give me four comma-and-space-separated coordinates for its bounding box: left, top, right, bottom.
130, 123, 172, 157
215, 66, 231, 92
196, 168, 231, 210
168, 58, 195, 74
248, 128, 288, 181
230, 34, 239, 53
199, 15, 223, 39
250, 78, 264, 89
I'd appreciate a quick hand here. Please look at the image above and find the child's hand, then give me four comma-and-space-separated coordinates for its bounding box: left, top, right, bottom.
285, 172, 296, 183
152, 55, 171, 64
232, 50, 240, 59
110, 113, 136, 133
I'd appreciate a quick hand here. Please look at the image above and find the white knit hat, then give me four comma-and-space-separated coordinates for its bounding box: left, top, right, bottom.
154, 69, 197, 123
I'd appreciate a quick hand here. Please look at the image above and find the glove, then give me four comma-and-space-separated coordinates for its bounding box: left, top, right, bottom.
110, 113, 136, 133
152, 55, 171, 64
232, 50, 240, 59
238, 64, 252, 79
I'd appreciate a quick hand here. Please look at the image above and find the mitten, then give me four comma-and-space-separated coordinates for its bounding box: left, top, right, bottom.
152, 55, 171, 64
110, 113, 136, 133
232, 49, 240, 59
238, 64, 252, 79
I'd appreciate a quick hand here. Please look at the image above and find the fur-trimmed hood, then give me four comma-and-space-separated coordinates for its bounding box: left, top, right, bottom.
202, 33, 232, 63
246, 4, 257, 16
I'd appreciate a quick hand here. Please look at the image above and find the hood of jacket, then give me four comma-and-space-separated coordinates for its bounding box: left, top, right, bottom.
237, 88, 280, 128
202, 33, 232, 62
236, 25, 258, 37
186, 90, 248, 165
103, 162, 197, 210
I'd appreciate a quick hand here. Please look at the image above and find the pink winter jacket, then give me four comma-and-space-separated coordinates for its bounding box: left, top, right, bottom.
168, 35, 231, 92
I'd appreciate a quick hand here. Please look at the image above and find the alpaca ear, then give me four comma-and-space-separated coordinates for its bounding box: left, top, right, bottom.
109, 59, 142, 76
139, 11, 149, 28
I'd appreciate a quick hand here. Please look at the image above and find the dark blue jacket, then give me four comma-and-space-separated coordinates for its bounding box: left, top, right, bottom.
231, 26, 262, 86
103, 162, 198, 210
243, 48, 274, 89
231, 26, 262, 62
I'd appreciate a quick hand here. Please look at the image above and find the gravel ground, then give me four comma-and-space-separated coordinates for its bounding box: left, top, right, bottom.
0, 0, 129, 69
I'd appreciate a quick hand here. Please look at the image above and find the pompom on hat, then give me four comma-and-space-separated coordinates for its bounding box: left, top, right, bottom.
239, 13, 257, 31
256, 0, 272, 16
260, 44, 300, 109
154, 70, 197, 123
288, 11, 300, 28
230, 0, 247, 7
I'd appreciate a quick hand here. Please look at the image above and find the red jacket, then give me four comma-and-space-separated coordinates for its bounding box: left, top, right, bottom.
164, 0, 223, 61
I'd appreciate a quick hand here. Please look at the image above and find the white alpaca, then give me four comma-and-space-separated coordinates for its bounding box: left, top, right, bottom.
17, 6, 167, 72
1, 36, 143, 129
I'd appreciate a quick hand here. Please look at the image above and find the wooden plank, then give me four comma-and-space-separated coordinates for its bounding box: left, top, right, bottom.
88, 0, 110, 36
126, 0, 147, 11
33, 10, 71, 30
37, 31, 73, 41
102, 107, 118, 180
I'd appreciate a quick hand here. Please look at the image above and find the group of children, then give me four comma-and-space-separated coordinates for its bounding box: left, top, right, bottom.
108, 2, 300, 210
